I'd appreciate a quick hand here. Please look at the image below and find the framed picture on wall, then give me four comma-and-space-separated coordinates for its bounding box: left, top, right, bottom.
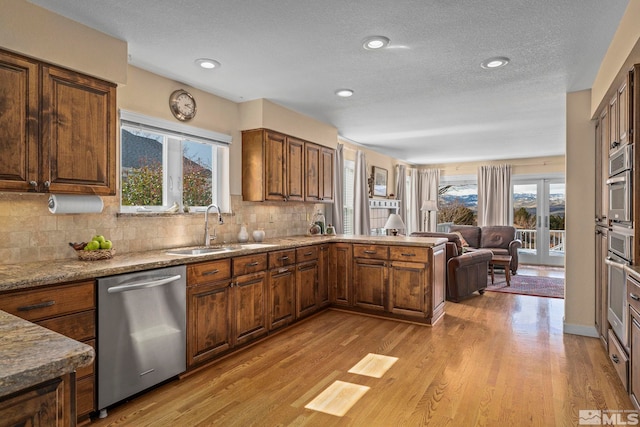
372, 166, 388, 197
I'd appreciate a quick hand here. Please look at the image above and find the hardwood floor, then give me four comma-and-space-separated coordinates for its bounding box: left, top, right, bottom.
91, 292, 633, 426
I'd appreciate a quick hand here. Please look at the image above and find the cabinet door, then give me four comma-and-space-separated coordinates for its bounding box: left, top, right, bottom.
0, 50, 39, 192
305, 142, 321, 201
287, 136, 304, 201
269, 267, 295, 330
320, 147, 334, 202
330, 243, 352, 306
353, 258, 387, 311
234, 271, 268, 346
0, 377, 65, 427
264, 130, 287, 201
619, 79, 629, 147
41, 65, 116, 195
631, 307, 640, 409
317, 244, 330, 307
296, 260, 318, 318
610, 92, 619, 153
389, 261, 426, 317
187, 280, 232, 367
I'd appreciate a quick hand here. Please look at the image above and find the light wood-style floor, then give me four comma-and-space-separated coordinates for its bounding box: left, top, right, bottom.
91, 291, 633, 426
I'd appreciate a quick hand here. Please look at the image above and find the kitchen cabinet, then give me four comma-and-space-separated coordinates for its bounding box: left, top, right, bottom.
0, 280, 96, 421
187, 259, 233, 368
595, 108, 609, 225
0, 375, 72, 427
268, 249, 296, 330
330, 243, 352, 306
305, 142, 335, 202
353, 245, 389, 312
388, 246, 430, 317
595, 226, 609, 347
628, 274, 640, 408
609, 79, 629, 153
0, 48, 116, 195
232, 253, 268, 346
317, 244, 330, 307
296, 246, 319, 319
241, 129, 304, 202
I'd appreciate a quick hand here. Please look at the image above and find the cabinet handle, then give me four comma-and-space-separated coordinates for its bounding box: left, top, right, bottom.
612, 354, 620, 364
631, 293, 640, 301
29, 180, 38, 189
401, 253, 416, 257
304, 252, 313, 256
246, 261, 259, 267
278, 268, 289, 274
202, 269, 220, 276
364, 250, 377, 254
611, 141, 620, 150
18, 300, 55, 312
44, 181, 50, 189
279, 256, 289, 261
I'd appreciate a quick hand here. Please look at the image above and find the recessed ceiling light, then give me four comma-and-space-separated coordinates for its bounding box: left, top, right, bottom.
481, 56, 510, 69
195, 58, 221, 69
335, 89, 354, 97
363, 36, 390, 50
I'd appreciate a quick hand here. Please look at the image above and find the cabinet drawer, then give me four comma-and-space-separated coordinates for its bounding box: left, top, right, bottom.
77, 375, 95, 417
269, 249, 296, 268
389, 246, 429, 262
296, 246, 319, 263
37, 310, 95, 342
353, 244, 389, 260
628, 275, 640, 314
608, 329, 629, 390
233, 253, 268, 276
188, 259, 232, 285
0, 281, 94, 322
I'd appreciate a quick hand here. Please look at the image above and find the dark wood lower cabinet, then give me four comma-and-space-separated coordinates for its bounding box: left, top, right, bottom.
630, 307, 640, 408
389, 261, 426, 316
353, 258, 387, 311
296, 261, 318, 318
0, 375, 71, 427
330, 243, 352, 306
268, 266, 295, 330
233, 271, 268, 346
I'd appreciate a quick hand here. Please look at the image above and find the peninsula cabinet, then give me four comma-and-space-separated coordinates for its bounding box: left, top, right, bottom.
330, 243, 353, 307
242, 129, 304, 202
268, 249, 296, 331
0, 48, 117, 195
0, 375, 72, 427
353, 245, 389, 312
305, 142, 335, 202
0, 280, 96, 422
186, 259, 233, 368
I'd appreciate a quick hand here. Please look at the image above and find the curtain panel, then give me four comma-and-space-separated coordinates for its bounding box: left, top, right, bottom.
477, 164, 512, 226
406, 168, 419, 235
332, 144, 344, 234
395, 165, 407, 226
418, 169, 440, 231
354, 150, 371, 235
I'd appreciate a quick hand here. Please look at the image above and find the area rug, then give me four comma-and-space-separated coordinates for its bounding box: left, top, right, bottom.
485, 274, 564, 299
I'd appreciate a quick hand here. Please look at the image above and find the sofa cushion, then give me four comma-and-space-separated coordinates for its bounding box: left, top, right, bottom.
449, 225, 481, 248
451, 231, 469, 247
480, 226, 516, 250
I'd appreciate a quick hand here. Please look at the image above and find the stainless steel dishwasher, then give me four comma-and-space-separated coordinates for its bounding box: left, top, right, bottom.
97, 265, 186, 417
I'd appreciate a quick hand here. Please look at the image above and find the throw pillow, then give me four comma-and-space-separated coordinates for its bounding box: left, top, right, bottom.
452, 231, 469, 247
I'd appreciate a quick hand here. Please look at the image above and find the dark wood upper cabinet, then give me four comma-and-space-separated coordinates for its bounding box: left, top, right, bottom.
0, 49, 116, 195
304, 142, 334, 203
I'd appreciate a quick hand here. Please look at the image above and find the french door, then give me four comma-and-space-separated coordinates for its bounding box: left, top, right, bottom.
512, 178, 565, 266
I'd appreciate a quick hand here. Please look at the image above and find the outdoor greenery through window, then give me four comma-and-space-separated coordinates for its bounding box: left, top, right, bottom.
120, 110, 231, 213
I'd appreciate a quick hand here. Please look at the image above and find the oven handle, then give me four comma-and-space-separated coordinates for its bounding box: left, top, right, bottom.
605, 257, 628, 269
606, 175, 628, 185
107, 274, 183, 294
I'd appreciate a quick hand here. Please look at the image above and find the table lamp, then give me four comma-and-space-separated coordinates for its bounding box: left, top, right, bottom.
384, 213, 406, 236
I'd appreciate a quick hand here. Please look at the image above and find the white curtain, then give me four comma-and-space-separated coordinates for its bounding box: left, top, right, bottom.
406, 168, 420, 235
418, 169, 440, 231
332, 144, 344, 234
354, 150, 371, 235
395, 165, 407, 226
478, 164, 511, 226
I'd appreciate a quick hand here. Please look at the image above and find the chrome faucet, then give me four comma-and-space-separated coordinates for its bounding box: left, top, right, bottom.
204, 204, 224, 246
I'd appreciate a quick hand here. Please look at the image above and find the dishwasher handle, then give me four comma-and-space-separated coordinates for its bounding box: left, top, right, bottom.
107, 274, 183, 294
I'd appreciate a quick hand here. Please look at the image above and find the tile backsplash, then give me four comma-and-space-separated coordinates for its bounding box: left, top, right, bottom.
0, 193, 325, 265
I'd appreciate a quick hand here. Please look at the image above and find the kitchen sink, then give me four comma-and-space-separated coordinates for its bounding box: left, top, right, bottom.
166, 246, 236, 256
239, 243, 277, 249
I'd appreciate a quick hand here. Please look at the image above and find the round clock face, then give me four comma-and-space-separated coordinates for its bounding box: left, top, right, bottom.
169, 89, 196, 121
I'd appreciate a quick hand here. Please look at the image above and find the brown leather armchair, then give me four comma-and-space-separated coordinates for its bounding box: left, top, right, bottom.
411, 232, 493, 302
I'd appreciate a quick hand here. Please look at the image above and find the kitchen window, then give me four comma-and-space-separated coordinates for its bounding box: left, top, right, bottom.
119, 110, 231, 213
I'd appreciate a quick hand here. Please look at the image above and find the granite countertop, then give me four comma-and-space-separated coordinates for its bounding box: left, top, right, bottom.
0, 234, 447, 292
0, 310, 94, 399
626, 265, 640, 279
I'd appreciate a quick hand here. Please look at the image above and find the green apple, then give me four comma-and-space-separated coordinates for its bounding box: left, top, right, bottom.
85, 240, 100, 251
92, 235, 106, 243
100, 240, 113, 250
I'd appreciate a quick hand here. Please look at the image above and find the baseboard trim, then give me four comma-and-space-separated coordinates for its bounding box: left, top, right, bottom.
563, 322, 599, 337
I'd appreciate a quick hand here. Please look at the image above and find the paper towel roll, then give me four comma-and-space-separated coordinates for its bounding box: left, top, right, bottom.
48, 194, 104, 214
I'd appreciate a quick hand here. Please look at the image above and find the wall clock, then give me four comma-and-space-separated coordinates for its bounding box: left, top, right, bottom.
169, 89, 197, 121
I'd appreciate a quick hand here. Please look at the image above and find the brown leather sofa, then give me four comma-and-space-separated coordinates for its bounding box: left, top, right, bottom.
449, 225, 522, 275
411, 232, 493, 302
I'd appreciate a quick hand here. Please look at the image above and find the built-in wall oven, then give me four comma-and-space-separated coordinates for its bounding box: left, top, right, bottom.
607, 144, 633, 224
607, 225, 634, 348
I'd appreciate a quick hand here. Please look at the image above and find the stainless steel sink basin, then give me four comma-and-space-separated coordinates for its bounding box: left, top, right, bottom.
239, 243, 277, 249
166, 246, 235, 256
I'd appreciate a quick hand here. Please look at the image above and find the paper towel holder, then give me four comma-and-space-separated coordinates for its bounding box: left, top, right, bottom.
48, 194, 104, 214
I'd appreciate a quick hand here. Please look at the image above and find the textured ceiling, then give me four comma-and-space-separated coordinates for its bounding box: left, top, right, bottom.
29, 0, 629, 165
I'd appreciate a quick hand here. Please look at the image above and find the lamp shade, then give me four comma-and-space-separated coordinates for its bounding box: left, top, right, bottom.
384, 213, 406, 230
420, 199, 439, 212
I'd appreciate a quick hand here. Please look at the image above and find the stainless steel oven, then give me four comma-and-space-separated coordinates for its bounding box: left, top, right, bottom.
609, 144, 633, 177
609, 225, 634, 261
606, 251, 630, 347
607, 170, 633, 223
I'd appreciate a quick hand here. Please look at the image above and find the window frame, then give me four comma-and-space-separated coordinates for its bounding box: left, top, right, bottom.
119, 109, 232, 214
